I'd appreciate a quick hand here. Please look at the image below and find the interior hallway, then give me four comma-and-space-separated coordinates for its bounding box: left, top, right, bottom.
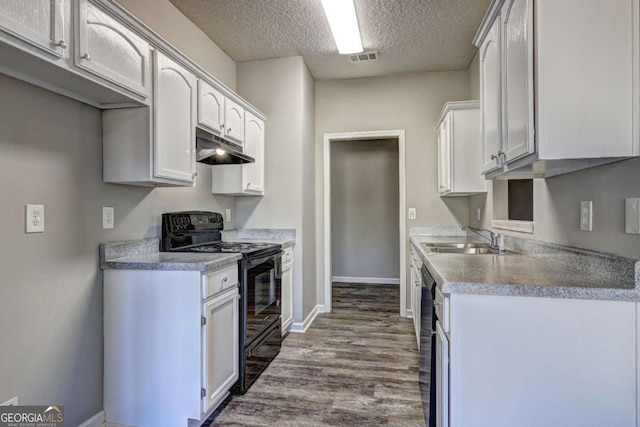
207, 283, 425, 426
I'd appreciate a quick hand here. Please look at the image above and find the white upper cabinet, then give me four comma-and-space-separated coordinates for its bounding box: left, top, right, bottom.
75, 0, 150, 98
153, 50, 197, 184
437, 101, 486, 197
0, 0, 67, 58
244, 112, 265, 193
500, 0, 534, 164
480, 16, 502, 174
211, 111, 265, 196
474, 0, 640, 179
197, 79, 225, 135
224, 98, 245, 144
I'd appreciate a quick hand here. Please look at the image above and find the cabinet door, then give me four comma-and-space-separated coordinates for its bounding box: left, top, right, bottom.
0, 0, 66, 57
501, 0, 534, 164
480, 17, 502, 173
202, 288, 239, 413
224, 98, 245, 143
280, 263, 293, 335
198, 80, 225, 135
153, 51, 197, 184
437, 115, 451, 194
76, 0, 150, 97
436, 321, 449, 427
244, 112, 265, 193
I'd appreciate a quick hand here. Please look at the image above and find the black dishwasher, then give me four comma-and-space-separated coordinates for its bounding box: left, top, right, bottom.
419, 265, 436, 427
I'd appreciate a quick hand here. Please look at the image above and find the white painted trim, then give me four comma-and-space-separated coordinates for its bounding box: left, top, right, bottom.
331, 276, 400, 285
322, 130, 407, 317
406, 308, 414, 319
78, 411, 105, 427
491, 219, 534, 234
105, 422, 137, 427
289, 304, 323, 333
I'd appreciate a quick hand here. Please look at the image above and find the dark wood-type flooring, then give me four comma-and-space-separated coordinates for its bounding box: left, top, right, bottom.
205, 283, 425, 426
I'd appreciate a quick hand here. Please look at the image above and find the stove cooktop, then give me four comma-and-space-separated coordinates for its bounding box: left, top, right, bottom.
188, 241, 280, 255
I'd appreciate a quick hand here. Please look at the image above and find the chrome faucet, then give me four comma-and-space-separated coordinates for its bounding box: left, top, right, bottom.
488, 231, 505, 253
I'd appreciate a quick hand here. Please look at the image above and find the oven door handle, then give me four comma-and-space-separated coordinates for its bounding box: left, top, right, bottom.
246, 252, 283, 269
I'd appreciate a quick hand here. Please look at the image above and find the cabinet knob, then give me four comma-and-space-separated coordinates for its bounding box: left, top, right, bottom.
192, 172, 198, 179
227, 128, 232, 133
56, 40, 67, 49
222, 277, 228, 283
82, 52, 91, 61
498, 150, 506, 160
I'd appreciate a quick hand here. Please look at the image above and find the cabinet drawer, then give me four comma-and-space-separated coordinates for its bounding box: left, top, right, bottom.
203, 264, 238, 299
282, 246, 293, 265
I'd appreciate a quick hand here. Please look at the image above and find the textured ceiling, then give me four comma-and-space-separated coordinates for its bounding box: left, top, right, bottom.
168, 0, 491, 80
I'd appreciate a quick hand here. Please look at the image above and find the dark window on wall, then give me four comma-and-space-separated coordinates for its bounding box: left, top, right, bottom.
508, 179, 533, 221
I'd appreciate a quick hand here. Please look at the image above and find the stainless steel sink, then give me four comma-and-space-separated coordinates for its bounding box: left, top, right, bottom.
420, 242, 508, 255
421, 242, 490, 249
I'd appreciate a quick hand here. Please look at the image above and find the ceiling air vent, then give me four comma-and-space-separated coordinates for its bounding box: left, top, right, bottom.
349, 51, 379, 63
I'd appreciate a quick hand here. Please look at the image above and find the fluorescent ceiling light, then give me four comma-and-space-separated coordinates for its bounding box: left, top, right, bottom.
321, 0, 363, 54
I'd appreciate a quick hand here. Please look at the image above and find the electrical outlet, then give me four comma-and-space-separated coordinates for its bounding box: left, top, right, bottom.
102, 207, 114, 229
476, 208, 481, 221
26, 204, 44, 233
225, 208, 232, 223
580, 201, 593, 232
1, 397, 18, 406
625, 198, 640, 234
408, 208, 416, 220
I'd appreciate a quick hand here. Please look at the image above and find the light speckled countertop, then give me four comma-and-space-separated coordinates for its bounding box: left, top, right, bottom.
221, 228, 295, 248
410, 234, 640, 302
99, 238, 242, 272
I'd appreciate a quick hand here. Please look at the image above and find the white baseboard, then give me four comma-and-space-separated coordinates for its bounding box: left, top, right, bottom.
78, 411, 105, 427
331, 276, 400, 285
289, 304, 323, 333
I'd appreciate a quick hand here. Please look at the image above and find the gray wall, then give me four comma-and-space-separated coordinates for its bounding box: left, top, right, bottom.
466, 55, 640, 258
0, 2, 237, 424
315, 71, 471, 308
331, 139, 400, 279
0, 76, 235, 425
235, 56, 317, 322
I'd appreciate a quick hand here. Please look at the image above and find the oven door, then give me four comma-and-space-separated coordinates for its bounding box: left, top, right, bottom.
244, 252, 282, 344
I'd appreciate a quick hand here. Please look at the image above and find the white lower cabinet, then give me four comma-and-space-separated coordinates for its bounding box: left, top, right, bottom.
103, 264, 240, 427
280, 246, 294, 334
409, 247, 422, 348
202, 287, 239, 413
435, 320, 449, 427
448, 294, 636, 427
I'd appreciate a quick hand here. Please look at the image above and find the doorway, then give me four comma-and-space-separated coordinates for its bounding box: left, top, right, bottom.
322, 130, 407, 315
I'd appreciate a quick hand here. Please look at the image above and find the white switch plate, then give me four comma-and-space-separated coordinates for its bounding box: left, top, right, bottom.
625, 198, 640, 234
476, 208, 481, 221
408, 208, 416, 220
580, 201, 592, 232
102, 207, 114, 229
26, 204, 44, 233
1, 397, 18, 406
225, 208, 232, 222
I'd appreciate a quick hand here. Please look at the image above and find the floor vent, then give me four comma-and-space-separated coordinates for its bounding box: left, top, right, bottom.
350, 51, 379, 63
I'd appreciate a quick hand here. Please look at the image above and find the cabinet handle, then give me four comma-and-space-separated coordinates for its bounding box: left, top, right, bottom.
498, 150, 506, 160
192, 172, 198, 179
222, 277, 228, 283
227, 128, 232, 133
56, 40, 67, 49
82, 52, 91, 61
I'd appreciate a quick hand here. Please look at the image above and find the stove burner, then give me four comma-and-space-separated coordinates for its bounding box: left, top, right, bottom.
189, 242, 277, 254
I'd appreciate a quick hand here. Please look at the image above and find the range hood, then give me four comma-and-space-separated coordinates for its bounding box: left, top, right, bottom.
195, 127, 255, 165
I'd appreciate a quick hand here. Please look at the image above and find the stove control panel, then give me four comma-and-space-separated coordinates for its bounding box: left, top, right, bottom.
163, 211, 224, 232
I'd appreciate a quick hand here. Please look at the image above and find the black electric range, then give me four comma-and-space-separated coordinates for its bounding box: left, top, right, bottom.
161, 211, 283, 394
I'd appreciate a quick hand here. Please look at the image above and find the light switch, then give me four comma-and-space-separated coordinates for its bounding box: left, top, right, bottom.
580, 201, 592, 232
225, 208, 232, 222
476, 208, 481, 221
625, 198, 640, 234
408, 208, 416, 220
